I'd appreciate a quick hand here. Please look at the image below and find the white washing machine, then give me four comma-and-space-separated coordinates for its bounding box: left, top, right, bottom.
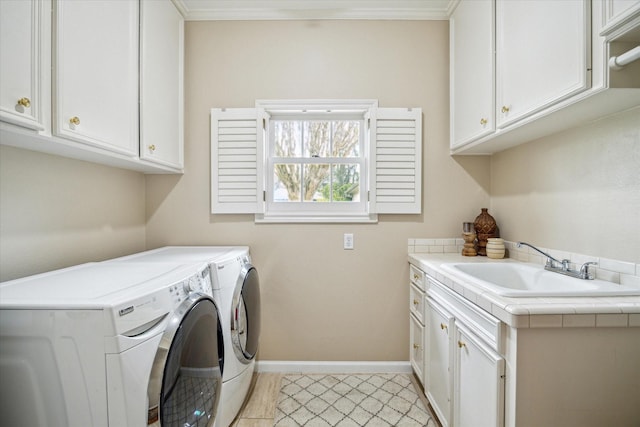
108, 247, 261, 427
0, 261, 224, 427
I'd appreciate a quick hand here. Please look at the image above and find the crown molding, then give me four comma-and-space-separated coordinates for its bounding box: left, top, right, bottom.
175, 0, 452, 21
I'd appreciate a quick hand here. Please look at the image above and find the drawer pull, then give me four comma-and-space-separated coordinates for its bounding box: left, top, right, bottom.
413, 274, 419, 281
440, 323, 448, 331
501, 105, 510, 114
458, 340, 466, 349
413, 343, 420, 350
480, 118, 487, 125
69, 116, 80, 126
413, 299, 419, 305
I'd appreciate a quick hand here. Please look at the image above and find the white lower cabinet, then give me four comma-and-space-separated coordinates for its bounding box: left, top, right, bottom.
409, 265, 426, 385
412, 260, 640, 427
454, 323, 505, 427
426, 298, 453, 427
426, 275, 505, 427
409, 312, 424, 384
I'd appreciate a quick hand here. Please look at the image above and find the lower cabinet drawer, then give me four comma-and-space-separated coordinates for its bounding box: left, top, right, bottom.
410, 282, 425, 323
409, 312, 425, 385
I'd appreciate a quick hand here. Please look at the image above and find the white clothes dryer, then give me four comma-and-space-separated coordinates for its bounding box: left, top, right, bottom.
0, 261, 224, 427
108, 247, 261, 427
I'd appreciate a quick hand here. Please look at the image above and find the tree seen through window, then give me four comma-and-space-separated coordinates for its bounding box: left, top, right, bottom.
273, 120, 361, 202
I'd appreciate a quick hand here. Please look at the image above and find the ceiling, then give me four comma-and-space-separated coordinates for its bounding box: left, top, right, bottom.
174, 0, 456, 21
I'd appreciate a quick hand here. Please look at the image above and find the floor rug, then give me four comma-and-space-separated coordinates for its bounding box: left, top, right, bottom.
273, 373, 437, 426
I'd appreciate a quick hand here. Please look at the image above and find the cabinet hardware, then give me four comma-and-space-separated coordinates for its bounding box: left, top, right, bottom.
413, 274, 419, 280
440, 323, 447, 330
501, 106, 510, 113
413, 343, 420, 350
413, 299, 419, 305
69, 116, 80, 126
17, 97, 31, 108
148, 144, 156, 152
480, 118, 487, 125
458, 340, 466, 348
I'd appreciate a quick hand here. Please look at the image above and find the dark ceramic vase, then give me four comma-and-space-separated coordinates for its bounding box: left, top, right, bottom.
474, 208, 497, 256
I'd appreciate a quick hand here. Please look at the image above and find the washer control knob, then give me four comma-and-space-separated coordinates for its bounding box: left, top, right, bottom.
183, 277, 197, 293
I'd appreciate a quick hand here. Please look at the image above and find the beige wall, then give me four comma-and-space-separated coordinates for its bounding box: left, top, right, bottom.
1, 19, 636, 363
145, 20, 491, 361
0, 145, 147, 281
490, 107, 640, 264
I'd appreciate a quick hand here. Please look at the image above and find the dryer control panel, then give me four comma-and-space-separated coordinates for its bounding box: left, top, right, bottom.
108, 265, 213, 341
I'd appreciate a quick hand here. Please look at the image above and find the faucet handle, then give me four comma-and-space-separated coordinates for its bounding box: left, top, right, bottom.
579, 262, 598, 280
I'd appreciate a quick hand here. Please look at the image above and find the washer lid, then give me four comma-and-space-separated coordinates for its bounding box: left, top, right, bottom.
0, 262, 203, 309
109, 246, 249, 264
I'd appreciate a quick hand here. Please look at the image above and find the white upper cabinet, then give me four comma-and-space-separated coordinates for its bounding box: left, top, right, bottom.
495, 0, 590, 128
140, 0, 184, 170
450, 0, 640, 155
53, 0, 139, 156
1, 0, 183, 173
600, 0, 640, 38
450, 0, 494, 149
0, 0, 50, 132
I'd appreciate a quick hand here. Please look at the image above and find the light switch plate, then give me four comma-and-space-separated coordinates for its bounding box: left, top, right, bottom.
344, 233, 354, 250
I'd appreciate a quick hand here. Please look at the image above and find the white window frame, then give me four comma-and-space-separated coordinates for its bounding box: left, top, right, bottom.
211, 100, 422, 223
261, 100, 374, 222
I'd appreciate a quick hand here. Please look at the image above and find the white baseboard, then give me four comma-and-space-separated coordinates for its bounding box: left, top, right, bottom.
255, 360, 412, 374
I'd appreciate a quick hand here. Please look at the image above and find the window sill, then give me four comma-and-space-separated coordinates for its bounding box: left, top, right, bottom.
254, 214, 378, 224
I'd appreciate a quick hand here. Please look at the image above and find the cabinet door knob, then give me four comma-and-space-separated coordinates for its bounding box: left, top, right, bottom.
69, 116, 80, 126
440, 323, 448, 331
480, 118, 487, 125
458, 340, 466, 348
17, 97, 31, 108
501, 106, 510, 114
413, 274, 419, 281
413, 299, 419, 305
413, 343, 420, 350
148, 144, 156, 152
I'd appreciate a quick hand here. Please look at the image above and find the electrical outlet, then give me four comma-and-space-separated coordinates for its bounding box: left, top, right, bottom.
343, 233, 354, 250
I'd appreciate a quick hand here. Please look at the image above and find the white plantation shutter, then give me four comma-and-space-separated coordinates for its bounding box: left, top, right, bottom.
370, 107, 422, 214
211, 108, 265, 214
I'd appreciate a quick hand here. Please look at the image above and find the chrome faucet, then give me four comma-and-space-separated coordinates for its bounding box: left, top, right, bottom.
517, 242, 597, 280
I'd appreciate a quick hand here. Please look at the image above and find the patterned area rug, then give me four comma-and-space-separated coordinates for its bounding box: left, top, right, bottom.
273, 373, 436, 426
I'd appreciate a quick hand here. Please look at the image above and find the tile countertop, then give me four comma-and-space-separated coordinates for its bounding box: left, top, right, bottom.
408, 253, 640, 329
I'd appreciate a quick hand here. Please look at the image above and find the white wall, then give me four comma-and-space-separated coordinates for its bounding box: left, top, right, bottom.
145, 20, 491, 361
0, 145, 146, 281
491, 107, 640, 264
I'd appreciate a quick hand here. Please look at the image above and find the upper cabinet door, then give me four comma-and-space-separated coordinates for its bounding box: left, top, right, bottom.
450, 0, 494, 149
140, 0, 184, 170
0, 0, 49, 131
496, 0, 591, 128
53, 0, 138, 156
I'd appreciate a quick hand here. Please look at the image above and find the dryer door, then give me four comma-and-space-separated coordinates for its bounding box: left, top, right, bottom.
231, 264, 261, 364
147, 294, 223, 427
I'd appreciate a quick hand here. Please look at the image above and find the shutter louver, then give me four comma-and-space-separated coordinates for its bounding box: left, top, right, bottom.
211, 108, 264, 214
371, 108, 422, 214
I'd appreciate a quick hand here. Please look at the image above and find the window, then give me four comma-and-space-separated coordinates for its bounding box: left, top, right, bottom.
211, 100, 422, 223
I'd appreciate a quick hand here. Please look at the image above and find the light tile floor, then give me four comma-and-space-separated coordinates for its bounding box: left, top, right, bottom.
232, 373, 283, 426
231, 373, 440, 427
